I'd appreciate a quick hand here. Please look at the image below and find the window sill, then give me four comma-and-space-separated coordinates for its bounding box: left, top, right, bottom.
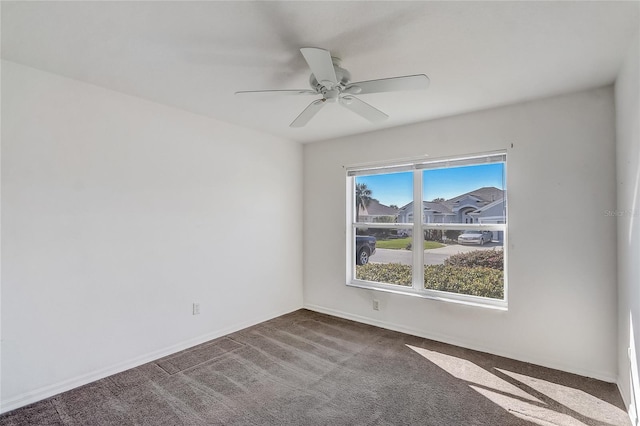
347, 280, 508, 311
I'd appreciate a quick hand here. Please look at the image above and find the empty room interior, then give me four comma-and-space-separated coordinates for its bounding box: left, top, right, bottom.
1, 1, 639, 425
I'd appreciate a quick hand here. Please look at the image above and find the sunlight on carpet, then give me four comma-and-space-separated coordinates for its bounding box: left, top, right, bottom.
406, 344, 629, 426
496, 368, 626, 425
468, 384, 586, 426
405, 344, 542, 403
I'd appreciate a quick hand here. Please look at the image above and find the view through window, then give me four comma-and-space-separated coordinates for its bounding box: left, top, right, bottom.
349, 153, 507, 306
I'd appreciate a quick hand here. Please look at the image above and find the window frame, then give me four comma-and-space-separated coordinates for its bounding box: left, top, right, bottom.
346, 151, 508, 310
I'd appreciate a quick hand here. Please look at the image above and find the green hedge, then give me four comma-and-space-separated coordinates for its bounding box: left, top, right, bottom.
356, 263, 503, 299
356, 263, 412, 286
424, 265, 503, 299
444, 249, 503, 270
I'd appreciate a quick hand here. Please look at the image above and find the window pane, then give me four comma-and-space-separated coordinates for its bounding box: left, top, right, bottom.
422, 163, 505, 225
355, 171, 412, 224
422, 228, 504, 300
348, 152, 507, 307
355, 228, 412, 287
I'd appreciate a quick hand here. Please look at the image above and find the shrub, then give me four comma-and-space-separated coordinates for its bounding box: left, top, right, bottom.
355, 262, 503, 299
444, 249, 503, 270
424, 229, 443, 242
356, 263, 411, 286
423, 230, 461, 242
369, 228, 394, 239
444, 230, 461, 240
424, 265, 503, 299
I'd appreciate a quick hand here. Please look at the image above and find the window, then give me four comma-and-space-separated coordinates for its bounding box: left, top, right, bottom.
347, 152, 507, 309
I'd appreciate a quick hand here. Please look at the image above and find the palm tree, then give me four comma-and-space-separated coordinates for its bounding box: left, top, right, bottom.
355, 183, 372, 222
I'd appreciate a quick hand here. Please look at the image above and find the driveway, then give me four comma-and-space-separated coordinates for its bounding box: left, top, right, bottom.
370, 242, 502, 266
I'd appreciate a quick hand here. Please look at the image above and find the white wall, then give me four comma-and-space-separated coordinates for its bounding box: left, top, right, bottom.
616, 33, 640, 423
0, 11, 3, 409
304, 87, 618, 381
1, 61, 303, 411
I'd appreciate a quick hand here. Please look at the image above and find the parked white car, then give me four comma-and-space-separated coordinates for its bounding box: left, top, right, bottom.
458, 230, 492, 245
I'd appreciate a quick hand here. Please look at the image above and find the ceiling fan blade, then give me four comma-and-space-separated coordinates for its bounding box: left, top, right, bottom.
290, 99, 326, 128
235, 89, 317, 96
300, 47, 338, 86
344, 74, 430, 95
339, 96, 388, 123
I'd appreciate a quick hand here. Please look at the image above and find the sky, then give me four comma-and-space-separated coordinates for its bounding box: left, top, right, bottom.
355, 163, 505, 207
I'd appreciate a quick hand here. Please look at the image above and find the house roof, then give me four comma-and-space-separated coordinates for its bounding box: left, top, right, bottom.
446, 187, 505, 205
423, 202, 453, 214
398, 187, 505, 215
361, 199, 398, 216
473, 197, 505, 213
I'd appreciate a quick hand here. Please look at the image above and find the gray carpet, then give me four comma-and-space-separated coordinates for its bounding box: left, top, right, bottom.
0, 309, 630, 425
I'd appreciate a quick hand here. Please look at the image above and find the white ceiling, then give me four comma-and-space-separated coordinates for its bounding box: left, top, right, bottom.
2, 1, 639, 143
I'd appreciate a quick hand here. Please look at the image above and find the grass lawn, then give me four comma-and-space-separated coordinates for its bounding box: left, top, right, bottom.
375, 238, 445, 250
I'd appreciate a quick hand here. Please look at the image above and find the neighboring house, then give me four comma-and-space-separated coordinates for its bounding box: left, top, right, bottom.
358, 199, 398, 222
397, 187, 506, 241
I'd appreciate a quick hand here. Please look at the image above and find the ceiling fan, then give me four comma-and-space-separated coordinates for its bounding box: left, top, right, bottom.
235, 47, 430, 128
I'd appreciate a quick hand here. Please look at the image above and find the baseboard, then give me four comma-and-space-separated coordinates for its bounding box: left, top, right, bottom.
0, 306, 301, 414
618, 380, 637, 426
618, 380, 630, 408
304, 303, 618, 384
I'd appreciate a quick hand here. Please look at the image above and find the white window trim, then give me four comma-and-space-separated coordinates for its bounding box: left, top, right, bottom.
346, 151, 508, 310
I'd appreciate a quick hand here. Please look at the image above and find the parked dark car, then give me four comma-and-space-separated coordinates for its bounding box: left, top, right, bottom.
355, 236, 376, 265
458, 230, 492, 245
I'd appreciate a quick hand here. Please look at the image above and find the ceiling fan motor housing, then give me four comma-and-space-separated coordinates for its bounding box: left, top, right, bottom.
308, 59, 351, 95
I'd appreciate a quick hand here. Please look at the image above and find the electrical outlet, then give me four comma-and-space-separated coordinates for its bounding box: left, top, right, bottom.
373, 299, 380, 311
193, 303, 200, 315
